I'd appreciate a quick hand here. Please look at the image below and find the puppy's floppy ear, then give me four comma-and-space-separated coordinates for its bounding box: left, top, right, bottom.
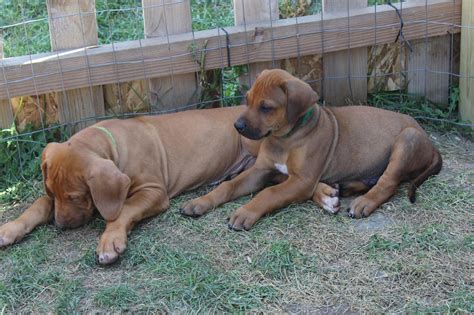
87, 159, 131, 221
281, 79, 319, 124
41, 159, 50, 197
41, 143, 58, 197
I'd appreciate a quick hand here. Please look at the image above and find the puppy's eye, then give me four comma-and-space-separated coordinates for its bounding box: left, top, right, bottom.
66, 194, 83, 202
260, 105, 273, 114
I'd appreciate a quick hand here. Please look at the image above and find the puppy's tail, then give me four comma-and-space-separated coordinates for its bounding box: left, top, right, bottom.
408, 149, 442, 203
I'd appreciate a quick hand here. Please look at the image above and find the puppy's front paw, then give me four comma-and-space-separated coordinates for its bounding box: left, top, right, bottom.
313, 183, 340, 214
179, 197, 213, 218
348, 195, 377, 219
0, 221, 26, 247
321, 195, 341, 214
228, 207, 260, 231
96, 227, 127, 265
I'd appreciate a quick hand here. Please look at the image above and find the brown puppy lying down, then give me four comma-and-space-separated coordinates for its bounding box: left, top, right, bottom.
0, 106, 337, 264
181, 69, 442, 231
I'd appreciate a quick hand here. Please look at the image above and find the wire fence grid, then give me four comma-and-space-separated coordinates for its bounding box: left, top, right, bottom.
0, 0, 472, 189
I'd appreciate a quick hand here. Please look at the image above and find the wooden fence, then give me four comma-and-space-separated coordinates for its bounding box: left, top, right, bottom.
0, 0, 467, 131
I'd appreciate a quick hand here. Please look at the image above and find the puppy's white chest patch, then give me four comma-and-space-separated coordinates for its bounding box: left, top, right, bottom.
274, 163, 288, 175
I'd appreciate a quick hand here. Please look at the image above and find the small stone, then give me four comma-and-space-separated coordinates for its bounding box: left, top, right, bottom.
375, 270, 389, 279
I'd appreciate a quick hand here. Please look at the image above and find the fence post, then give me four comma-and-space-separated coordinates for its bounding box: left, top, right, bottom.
234, 0, 279, 87
407, 36, 450, 105
142, 0, 197, 110
460, 0, 473, 124
0, 31, 14, 129
47, 0, 104, 132
322, 0, 368, 105
406, 0, 450, 105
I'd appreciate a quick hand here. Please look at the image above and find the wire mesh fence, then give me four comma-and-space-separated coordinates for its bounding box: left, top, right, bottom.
0, 0, 471, 198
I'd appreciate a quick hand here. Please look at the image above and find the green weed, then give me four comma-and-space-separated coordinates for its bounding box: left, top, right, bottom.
0, 225, 60, 311
253, 240, 313, 279
55, 279, 86, 314
368, 89, 472, 136
94, 284, 139, 309
1, 0, 50, 57
120, 242, 278, 312
0, 124, 68, 203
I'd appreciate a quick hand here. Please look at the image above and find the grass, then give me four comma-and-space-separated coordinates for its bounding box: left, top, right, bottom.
1, 0, 473, 312
253, 240, 307, 279
0, 133, 471, 312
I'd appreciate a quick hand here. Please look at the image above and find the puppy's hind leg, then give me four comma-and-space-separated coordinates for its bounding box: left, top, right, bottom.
407, 146, 442, 203
339, 177, 380, 197
348, 127, 438, 218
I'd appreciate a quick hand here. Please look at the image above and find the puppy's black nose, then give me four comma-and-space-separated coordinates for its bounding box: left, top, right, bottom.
234, 119, 246, 133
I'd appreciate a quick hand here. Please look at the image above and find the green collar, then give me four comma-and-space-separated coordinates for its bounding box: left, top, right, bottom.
281, 105, 320, 138
92, 126, 117, 148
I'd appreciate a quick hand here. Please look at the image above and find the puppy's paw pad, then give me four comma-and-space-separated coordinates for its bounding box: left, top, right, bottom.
179, 205, 204, 218
113, 238, 126, 254
0, 235, 13, 247
228, 207, 259, 231
96, 229, 127, 264
0, 222, 25, 247
348, 196, 377, 219
0, 236, 8, 247
179, 198, 211, 218
97, 252, 119, 265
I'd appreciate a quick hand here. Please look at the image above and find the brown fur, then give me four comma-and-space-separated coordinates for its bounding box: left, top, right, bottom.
182, 69, 442, 230
0, 106, 336, 264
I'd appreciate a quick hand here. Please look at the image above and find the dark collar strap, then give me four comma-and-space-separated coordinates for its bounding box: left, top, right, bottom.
281, 105, 320, 139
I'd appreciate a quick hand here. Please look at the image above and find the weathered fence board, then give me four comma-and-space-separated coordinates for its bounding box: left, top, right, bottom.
234, 0, 279, 87
47, 0, 104, 131
407, 0, 453, 105
322, 0, 368, 105
143, 0, 197, 110
407, 35, 450, 104
0, 0, 461, 101
460, 0, 474, 124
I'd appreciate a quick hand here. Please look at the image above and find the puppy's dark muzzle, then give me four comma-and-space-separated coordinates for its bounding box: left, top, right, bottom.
54, 210, 92, 229
234, 119, 255, 138
234, 119, 247, 133
234, 118, 270, 140
55, 217, 83, 230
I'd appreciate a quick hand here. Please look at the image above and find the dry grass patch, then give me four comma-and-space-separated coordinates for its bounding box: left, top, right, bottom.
0, 130, 472, 313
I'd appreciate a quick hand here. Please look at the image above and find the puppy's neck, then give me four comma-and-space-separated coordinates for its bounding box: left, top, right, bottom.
276, 104, 321, 139
73, 125, 119, 165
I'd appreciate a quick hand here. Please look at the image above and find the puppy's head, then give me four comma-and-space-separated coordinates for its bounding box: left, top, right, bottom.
42, 141, 130, 229
234, 69, 319, 140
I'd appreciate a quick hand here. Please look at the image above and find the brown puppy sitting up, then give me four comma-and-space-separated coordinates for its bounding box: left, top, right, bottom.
181, 69, 442, 230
